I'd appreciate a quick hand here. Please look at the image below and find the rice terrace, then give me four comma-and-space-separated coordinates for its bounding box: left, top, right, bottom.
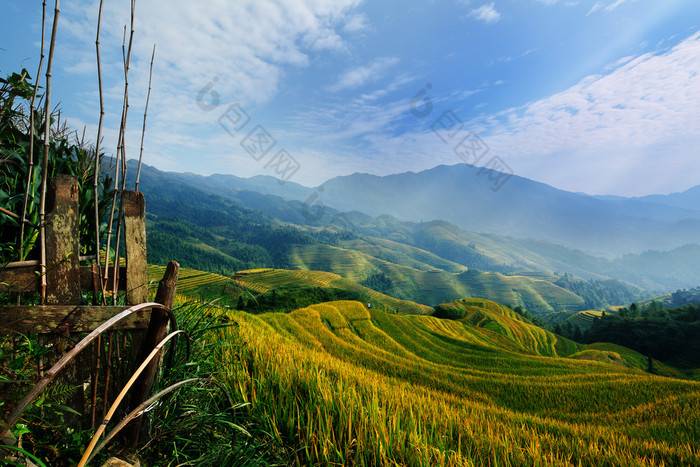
2, 1, 700, 466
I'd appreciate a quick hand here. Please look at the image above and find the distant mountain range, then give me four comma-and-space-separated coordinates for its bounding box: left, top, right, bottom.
119, 159, 700, 306
141, 161, 700, 256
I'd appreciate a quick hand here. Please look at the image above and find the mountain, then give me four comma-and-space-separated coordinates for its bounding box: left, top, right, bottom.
128, 160, 700, 254
637, 184, 700, 212
146, 161, 700, 256
121, 160, 700, 310
315, 164, 700, 256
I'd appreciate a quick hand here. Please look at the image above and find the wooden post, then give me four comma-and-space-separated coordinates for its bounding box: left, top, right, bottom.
45, 175, 81, 305
123, 190, 148, 416
123, 190, 147, 305
44, 175, 84, 425
125, 260, 179, 446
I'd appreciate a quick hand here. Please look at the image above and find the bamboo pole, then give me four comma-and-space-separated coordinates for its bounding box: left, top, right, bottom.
102, 332, 113, 420
90, 335, 101, 428
78, 330, 185, 467
112, 0, 136, 305
88, 378, 202, 463
135, 44, 155, 192
19, 0, 46, 263
101, 155, 119, 300
94, 0, 105, 304
101, 28, 127, 301
107, 2, 135, 305
0, 207, 40, 229
38, 0, 60, 305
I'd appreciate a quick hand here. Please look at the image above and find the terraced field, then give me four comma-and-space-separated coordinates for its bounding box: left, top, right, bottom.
289, 244, 586, 314
568, 309, 605, 329
147, 264, 232, 295
233, 268, 432, 315
213, 297, 700, 466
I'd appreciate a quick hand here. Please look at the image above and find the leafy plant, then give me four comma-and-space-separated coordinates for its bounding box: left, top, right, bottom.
133, 300, 290, 466
0, 68, 114, 264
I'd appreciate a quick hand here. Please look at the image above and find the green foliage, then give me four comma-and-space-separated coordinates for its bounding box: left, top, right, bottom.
0, 68, 114, 263
584, 303, 700, 368
432, 302, 467, 320
0, 333, 90, 465
141, 184, 317, 272
554, 272, 646, 309
137, 300, 289, 465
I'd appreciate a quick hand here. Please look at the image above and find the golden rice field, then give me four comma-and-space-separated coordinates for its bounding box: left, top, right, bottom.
233, 268, 433, 315
147, 264, 232, 294
567, 309, 605, 329
205, 297, 700, 466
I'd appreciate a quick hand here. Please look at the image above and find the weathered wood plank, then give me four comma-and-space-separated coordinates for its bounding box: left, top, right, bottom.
0, 265, 126, 293
124, 191, 147, 305
0, 306, 151, 333
45, 175, 81, 305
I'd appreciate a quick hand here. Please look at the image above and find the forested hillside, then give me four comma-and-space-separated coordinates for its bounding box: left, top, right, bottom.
123, 160, 700, 317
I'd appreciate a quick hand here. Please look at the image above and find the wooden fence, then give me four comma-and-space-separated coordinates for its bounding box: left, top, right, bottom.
0, 175, 178, 448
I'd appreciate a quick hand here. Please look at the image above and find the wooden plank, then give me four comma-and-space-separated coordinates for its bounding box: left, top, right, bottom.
0, 306, 152, 334
0, 266, 39, 293
45, 175, 81, 305
0, 265, 126, 293
124, 191, 147, 305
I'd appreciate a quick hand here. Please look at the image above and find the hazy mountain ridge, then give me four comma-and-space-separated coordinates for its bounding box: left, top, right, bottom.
126, 160, 700, 303
315, 164, 700, 256
140, 161, 700, 256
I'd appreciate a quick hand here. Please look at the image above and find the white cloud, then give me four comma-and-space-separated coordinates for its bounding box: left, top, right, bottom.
344, 13, 370, 33
54, 0, 364, 179
587, 0, 635, 15
327, 57, 400, 92
468, 3, 501, 24
478, 31, 700, 195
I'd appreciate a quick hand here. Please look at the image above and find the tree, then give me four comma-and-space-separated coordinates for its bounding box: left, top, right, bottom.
573, 325, 583, 342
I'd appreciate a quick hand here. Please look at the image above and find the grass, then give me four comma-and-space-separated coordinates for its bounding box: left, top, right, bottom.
202, 297, 700, 466
287, 244, 586, 314
232, 268, 432, 315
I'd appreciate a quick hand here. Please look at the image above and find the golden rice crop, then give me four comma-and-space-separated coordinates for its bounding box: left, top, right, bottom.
189, 298, 700, 466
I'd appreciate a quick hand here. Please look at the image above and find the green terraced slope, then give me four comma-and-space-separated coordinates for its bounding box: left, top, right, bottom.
288, 244, 586, 314
233, 268, 433, 315
214, 298, 700, 466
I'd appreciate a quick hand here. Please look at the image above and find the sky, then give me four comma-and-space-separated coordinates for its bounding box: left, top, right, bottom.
1, 0, 700, 197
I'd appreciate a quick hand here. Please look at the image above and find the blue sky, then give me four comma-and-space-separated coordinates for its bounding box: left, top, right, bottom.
2, 0, 700, 196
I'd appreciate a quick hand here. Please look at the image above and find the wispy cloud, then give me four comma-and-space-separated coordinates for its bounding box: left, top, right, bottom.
55, 0, 364, 175
327, 57, 400, 92
344, 13, 370, 33
479, 31, 700, 194
468, 3, 502, 24
587, 0, 636, 15
487, 48, 538, 66
283, 31, 700, 192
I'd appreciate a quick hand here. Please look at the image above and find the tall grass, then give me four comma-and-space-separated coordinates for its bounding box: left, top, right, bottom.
131, 299, 290, 466
214, 299, 700, 466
